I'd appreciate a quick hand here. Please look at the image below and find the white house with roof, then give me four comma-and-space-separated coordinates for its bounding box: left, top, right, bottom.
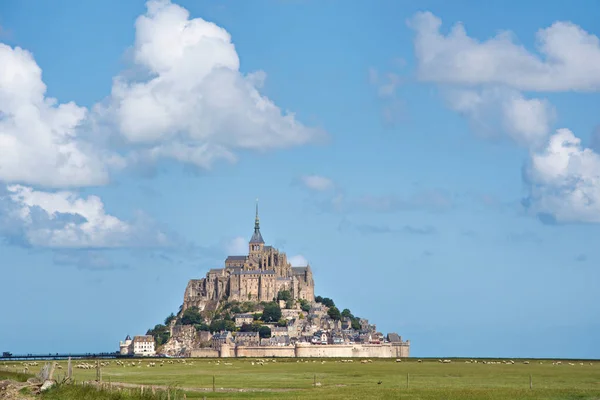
119, 335, 156, 356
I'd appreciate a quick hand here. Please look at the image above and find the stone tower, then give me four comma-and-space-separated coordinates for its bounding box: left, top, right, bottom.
249, 200, 264, 257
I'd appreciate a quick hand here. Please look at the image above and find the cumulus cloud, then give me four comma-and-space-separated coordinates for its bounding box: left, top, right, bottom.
226, 236, 248, 255
408, 11, 600, 91
523, 129, 600, 224
0, 185, 169, 248
445, 87, 555, 147
288, 254, 308, 267
0, 44, 121, 188
300, 175, 333, 191
101, 0, 323, 169
1, 0, 322, 185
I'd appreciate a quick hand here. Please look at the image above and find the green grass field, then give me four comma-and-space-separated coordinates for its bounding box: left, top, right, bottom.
3, 358, 600, 399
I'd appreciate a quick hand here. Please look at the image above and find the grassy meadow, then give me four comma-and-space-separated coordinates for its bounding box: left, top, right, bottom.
3, 357, 600, 399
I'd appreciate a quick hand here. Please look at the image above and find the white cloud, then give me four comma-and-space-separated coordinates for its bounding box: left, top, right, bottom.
102, 0, 323, 169
0, 44, 121, 188
408, 12, 600, 92
226, 236, 248, 255
524, 129, 600, 223
1, 185, 168, 248
300, 175, 333, 191
288, 254, 308, 267
445, 87, 555, 147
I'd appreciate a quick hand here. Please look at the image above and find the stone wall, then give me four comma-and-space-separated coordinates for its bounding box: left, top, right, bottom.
187, 342, 409, 358
294, 343, 409, 358
190, 348, 219, 357
235, 346, 296, 358
190, 343, 410, 358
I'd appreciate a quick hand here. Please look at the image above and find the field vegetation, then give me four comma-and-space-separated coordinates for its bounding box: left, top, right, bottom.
3, 357, 600, 399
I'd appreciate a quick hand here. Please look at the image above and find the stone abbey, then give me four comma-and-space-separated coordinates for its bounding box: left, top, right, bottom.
183, 204, 315, 312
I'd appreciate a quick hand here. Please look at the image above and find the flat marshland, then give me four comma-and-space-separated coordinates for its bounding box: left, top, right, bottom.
3, 358, 600, 399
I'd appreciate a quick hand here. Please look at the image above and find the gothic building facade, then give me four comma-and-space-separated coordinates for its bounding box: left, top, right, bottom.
183, 204, 315, 312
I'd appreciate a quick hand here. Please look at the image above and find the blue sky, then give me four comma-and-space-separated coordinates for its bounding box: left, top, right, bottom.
1, 0, 599, 359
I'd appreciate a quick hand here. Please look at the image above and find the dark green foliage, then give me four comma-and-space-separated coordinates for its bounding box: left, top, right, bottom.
194, 323, 210, 332
146, 324, 170, 346
277, 290, 292, 302
277, 318, 288, 327
253, 313, 263, 320
341, 308, 354, 319
209, 319, 236, 333
180, 307, 203, 325
351, 318, 361, 330
163, 313, 176, 326
299, 299, 311, 312
261, 302, 282, 322
327, 306, 341, 320
314, 295, 335, 307
258, 325, 271, 338
240, 301, 258, 313
321, 297, 335, 308
239, 323, 260, 332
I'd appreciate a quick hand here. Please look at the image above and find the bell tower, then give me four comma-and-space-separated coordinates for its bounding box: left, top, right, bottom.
249, 199, 264, 256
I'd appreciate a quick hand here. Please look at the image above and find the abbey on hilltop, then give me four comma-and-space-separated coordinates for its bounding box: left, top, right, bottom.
182, 203, 315, 312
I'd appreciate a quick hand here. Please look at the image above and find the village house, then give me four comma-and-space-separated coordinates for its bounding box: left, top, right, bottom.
212, 331, 233, 350
234, 313, 254, 327
119, 335, 156, 356
235, 331, 260, 346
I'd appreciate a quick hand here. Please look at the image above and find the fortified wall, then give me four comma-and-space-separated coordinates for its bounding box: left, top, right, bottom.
190, 342, 410, 358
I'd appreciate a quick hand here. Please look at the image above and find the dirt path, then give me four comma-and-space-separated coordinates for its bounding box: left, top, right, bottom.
87, 380, 301, 393
0, 380, 36, 400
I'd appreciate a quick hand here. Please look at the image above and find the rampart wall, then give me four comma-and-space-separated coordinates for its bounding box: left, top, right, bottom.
188, 343, 410, 358
294, 343, 409, 358
235, 346, 296, 358
190, 349, 219, 358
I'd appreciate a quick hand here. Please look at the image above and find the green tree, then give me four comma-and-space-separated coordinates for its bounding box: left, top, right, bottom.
147, 324, 170, 346
240, 323, 260, 332
327, 306, 341, 321
194, 323, 210, 332
241, 302, 257, 313
351, 318, 361, 331
259, 326, 271, 339
261, 302, 282, 322
277, 318, 288, 327
315, 295, 323, 303
299, 299, 311, 312
277, 290, 292, 302
341, 309, 354, 319
164, 313, 176, 326
180, 307, 203, 325
209, 319, 225, 333
321, 297, 335, 308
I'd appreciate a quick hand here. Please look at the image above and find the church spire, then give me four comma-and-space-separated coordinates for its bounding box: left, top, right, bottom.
250, 198, 264, 245
255, 198, 260, 232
